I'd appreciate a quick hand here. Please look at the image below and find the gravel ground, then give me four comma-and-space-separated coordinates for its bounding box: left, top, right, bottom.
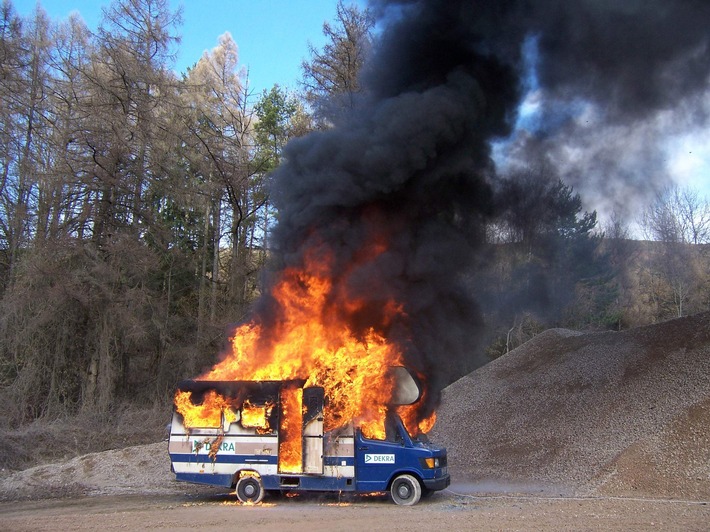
1, 312, 709, 507
2, 491, 710, 531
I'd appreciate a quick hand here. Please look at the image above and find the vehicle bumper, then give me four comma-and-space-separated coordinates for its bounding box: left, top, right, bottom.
422, 473, 450, 491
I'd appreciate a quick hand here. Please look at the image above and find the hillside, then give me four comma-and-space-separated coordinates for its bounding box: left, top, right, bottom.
431, 311, 710, 500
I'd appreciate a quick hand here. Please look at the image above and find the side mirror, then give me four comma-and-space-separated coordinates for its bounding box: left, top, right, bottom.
389, 366, 421, 405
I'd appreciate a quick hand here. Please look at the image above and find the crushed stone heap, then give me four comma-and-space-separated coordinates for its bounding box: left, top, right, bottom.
432, 312, 710, 500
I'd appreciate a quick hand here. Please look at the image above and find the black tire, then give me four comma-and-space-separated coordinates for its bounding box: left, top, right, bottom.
236, 475, 265, 504
390, 474, 422, 506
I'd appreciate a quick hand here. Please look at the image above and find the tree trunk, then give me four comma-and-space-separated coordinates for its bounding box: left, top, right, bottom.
211, 197, 221, 322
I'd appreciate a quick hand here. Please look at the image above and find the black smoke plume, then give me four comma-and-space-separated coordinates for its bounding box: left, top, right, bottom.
264, 0, 710, 410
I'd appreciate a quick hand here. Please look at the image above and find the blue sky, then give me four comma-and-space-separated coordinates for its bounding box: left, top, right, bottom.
14, 0, 362, 95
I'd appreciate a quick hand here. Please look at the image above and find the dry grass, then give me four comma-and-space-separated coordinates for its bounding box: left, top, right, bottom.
0, 403, 170, 473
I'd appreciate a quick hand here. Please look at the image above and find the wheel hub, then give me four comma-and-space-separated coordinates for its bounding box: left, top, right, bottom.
397, 484, 411, 499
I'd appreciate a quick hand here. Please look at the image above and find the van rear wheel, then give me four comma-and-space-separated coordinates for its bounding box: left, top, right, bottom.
236, 475, 264, 504
390, 474, 422, 506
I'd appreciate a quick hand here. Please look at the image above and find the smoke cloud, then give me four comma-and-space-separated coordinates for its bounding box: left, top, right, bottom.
266, 0, 710, 402
495, 0, 710, 216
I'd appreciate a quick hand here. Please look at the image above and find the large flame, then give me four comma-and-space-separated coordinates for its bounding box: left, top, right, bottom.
278, 385, 303, 473
176, 236, 434, 440
241, 399, 274, 433
174, 390, 237, 428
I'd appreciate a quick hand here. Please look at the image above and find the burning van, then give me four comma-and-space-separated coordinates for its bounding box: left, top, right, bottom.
168, 371, 449, 505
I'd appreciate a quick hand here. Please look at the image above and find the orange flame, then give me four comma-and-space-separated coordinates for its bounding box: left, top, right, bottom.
278, 385, 303, 473
241, 400, 274, 432
174, 390, 236, 428
398, 405, 437, 435
176, 233, 436, 441
397, 376, 436, 435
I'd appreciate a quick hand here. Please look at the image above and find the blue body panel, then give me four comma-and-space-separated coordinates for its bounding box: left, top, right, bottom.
261, 475, 355, 492
170, 452, 278, 465
354, 427, 449, 493
323, 456, 355, 467
176, 472, 234, 487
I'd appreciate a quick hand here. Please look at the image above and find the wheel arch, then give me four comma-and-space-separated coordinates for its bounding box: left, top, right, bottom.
386, 469, 424, 491
230, 468, 261, 489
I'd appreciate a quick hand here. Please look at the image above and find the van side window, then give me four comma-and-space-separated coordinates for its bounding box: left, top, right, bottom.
384, 416, 403, 443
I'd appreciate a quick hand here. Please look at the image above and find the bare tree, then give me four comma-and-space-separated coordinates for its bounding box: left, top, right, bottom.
0, 1, 25, 286
640, 185, 710, 318
0, 5, 56, 283
81, 0, 181, 244
642, 184, 710, 245
300, 0, 374, 125
0, 0, 262, 424
182, 32, 266, 323
66, 0, 181, 410
675, 186, 710, 245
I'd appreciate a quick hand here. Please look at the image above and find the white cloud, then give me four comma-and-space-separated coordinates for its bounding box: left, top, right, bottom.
666, 131, 710, 196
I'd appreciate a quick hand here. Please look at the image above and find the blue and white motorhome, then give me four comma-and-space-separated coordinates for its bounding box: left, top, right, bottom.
168, 379, 449, 505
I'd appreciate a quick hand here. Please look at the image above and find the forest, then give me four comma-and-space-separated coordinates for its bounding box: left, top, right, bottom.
1, 0, 709, 440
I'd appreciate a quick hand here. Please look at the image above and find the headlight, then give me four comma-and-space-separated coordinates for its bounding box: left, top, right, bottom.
421, 457, 440, 469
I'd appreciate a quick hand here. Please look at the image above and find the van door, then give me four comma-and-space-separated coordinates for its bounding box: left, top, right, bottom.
302, 386, 324, 474
354, 413, 412, 492
354, 429, 403, 492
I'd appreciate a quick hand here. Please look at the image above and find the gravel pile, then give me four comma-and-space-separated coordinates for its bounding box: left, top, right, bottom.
0, 442, 187, 501
431, 311, 710, 500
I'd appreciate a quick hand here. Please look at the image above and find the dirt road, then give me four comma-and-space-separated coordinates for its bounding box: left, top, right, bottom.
2, 488, 708, 531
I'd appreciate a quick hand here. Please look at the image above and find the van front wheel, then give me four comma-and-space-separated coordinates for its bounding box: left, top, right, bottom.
236, 475, 264, 504
390, 474, 422, 506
